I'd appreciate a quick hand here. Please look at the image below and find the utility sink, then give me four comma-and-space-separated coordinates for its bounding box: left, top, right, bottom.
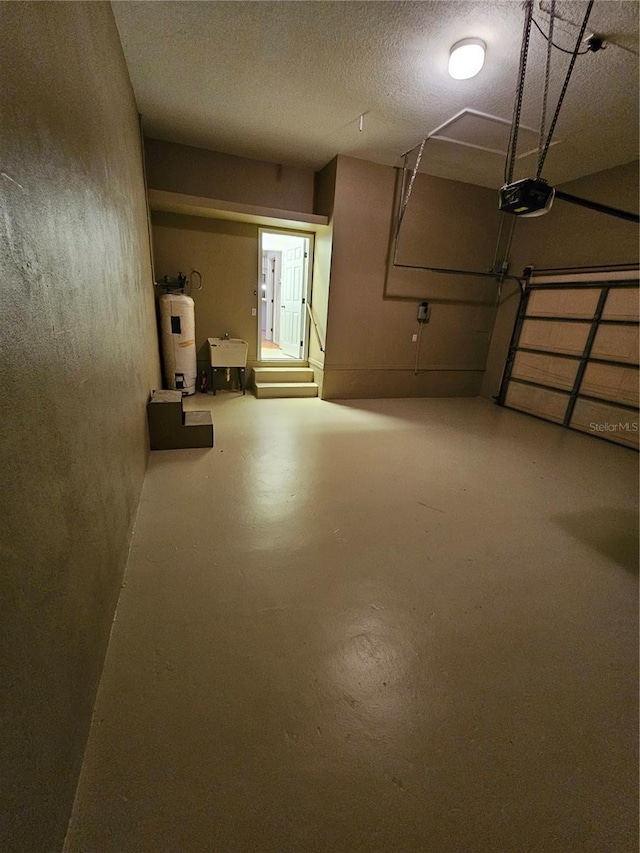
208, 337, 249, 367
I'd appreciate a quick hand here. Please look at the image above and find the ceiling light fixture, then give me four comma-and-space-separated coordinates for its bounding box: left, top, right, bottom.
448, 38, 486, 80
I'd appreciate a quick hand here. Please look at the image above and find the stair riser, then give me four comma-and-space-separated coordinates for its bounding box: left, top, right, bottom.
253, 368, 314, 383
254, 385, 318, 399
150, 425, 214, 450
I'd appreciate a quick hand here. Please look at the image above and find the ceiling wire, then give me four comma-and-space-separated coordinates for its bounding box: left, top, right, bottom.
537, 0, 637, 57
531, 17, 590, 55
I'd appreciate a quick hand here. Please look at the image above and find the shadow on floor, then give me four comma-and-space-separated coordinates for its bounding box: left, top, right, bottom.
553, 507, 639, 574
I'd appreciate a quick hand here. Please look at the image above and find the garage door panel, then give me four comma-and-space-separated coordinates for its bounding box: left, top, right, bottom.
570, 398, 639, 449
505, 382, 568, 423
581, 363, 639, 407
499, 276, 639, 449
591, 324, 639, 364
527, 288, 600, 319
511, 351, 578, 391
601, 287, 639, 322
519, 319, 590, 356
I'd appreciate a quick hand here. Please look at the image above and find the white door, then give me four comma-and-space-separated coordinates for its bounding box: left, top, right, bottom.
279, 239, 307, 358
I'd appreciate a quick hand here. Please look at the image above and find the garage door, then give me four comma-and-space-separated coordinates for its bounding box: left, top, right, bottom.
497, 271, 639, 450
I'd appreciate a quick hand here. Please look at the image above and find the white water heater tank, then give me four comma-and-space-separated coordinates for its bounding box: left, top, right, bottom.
159, 293, 197, 396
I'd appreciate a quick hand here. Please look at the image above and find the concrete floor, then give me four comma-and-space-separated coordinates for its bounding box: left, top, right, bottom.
65, 396, 638, 853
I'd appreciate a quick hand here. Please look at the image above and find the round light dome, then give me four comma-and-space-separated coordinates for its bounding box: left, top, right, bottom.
448, 38, 486, 80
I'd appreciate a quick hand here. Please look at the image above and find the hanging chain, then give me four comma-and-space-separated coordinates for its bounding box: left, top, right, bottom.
395, 153, 409, 241
537, 0, 594, 177
537, 0, 555, 176
396, 137, 426, 236
505, 0, 534, 185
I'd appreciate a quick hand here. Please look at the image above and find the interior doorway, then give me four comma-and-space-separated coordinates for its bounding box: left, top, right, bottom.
259, 230, 311, 361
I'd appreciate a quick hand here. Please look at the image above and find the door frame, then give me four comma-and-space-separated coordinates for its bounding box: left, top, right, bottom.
257, 227, 314, 363
261, 250, 280, 342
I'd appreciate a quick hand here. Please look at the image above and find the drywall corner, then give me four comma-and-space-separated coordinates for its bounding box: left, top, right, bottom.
314, 157, 338, 219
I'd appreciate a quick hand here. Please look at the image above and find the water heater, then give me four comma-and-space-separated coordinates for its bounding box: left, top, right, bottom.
159, 293, 197, 396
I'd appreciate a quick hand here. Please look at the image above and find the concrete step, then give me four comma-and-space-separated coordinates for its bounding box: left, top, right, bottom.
147, 389, 183, 432
183, 410, 215, 449
253, 366, 314, 384
147, 390, 214, 450
254, 381, 319, 399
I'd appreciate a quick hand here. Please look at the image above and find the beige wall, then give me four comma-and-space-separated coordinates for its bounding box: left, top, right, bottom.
309, 228, 332, 370
308, 160, 337, 377
0, 4, 161, 851
314, 156, 337, 219
150, 210, 336, 384
151, 212, 260, 369
145, 138, 316, 213
386, 166, 503, 301
509, 160, 639, 275
148, 154, 505, 400
147, 140, 638, 406
322, 156, 499, 399
481, 160, 640, 399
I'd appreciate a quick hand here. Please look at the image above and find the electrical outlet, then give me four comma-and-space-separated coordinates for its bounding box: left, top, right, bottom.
412, 334, 418, 342
251, 307, 257, 316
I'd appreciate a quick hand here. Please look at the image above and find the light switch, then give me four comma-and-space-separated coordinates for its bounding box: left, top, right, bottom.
251, 308, 257, 316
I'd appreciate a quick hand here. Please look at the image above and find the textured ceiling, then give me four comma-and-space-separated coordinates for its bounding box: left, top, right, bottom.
112, 1, 639, 188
